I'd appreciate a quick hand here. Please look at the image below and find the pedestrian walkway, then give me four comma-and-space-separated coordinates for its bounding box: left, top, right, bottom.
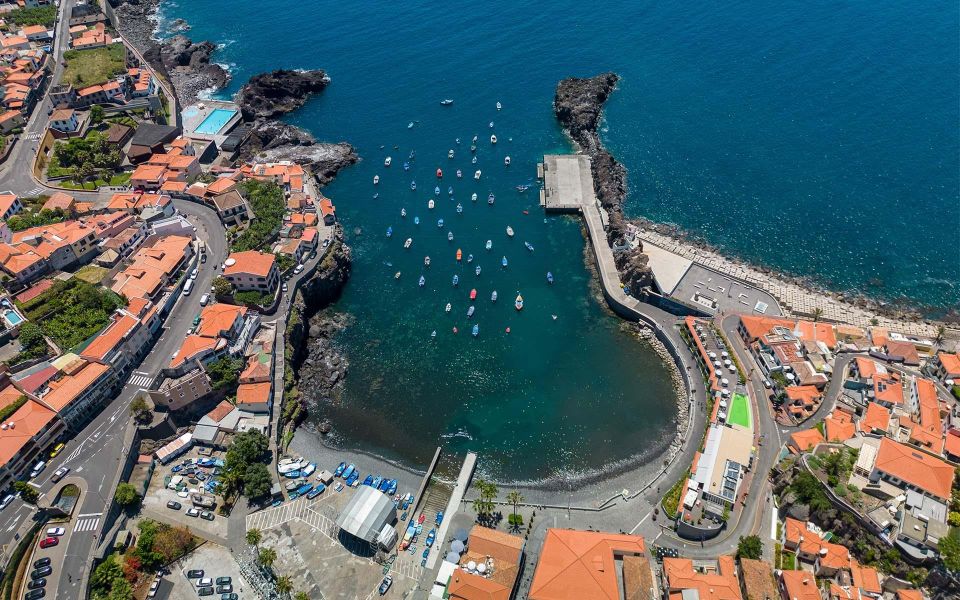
245, 496, 308, 532
73, 514, 101, 533
127, 371, 154, 388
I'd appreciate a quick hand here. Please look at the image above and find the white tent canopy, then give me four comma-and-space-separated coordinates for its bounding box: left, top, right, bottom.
336, 486, 395, 543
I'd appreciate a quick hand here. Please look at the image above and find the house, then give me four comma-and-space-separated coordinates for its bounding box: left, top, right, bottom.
110, 235, 192, 301
166, 303, 250, 377
447, 526, 525, 600
318, 197, 336, 225
104, 123, 134, 147
0, 110, 24, 133
0, 242, 47, 283
901, 377, 944, 454
80, 308, 151, 376
858, 402, 891, 435
866, 437, 954, 502
167, 334, 227, 375
12, 220, 100, 270
785, 385, 822, 419
41, 192, 77, 214
147, 367, 212, 412
20, 25, 51, 42
0, 192, 23, 220
788, 428, 824, 453
195, 304, 247, 339
930, 352, 960, 384
239, 352, 272, 384
240, 161, 306, 193
662, 555, 742, 600
779, 571, 823, 600
37, 358, 115, 429
127, 124, 179, 163
209, 190, 248, 225
824, 409, 856, 443
0, 391, 65, 491
813, 541, 850, 577
129, 163, 167, 191
849, 561, 882, 600
49, 108, 79, 133
884, 341, 920, 367
235, 381, 271, 414
223, 250, 279, 294
738, 559, 777, 600
528, 529, 647, 600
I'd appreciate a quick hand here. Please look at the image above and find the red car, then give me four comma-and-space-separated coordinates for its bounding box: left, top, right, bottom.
39, 537, 58, 549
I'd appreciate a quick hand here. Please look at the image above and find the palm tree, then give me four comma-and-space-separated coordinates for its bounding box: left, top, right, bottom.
218, 469, 244, 501
258, 547, 277, 569
246, 528, 262, 547
276, 575, 293, 596
934, 325, 946, 352
506, 490, 524, 517
812, 307, 823, 322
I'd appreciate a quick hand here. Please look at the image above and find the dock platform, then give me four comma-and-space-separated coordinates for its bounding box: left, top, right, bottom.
424, 452, 477, 570
541, 154, 594, 213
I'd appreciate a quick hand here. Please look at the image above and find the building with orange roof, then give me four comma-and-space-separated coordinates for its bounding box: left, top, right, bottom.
111, 235, 192, 300
167, 335, 226, 374
849, 561, 881, 599
931, 352, 960, 384
884, 341, 920, 367
223, 250, 279, 293
870, 373, 903, 408
814, 541, 850, 577
130, 163, 168, 190
243, 161, 307, 193
793, 320, 838, 350
37, 359, 114, 428
868, 437, 954, 501
195, 304, 247, 339
447, 526, 525, 600
235, 381, 271, 414
901, 377, 944, 454
528, 529, 646, 600
858, 402, 890, 435
318, 197, 336, 225
824, 409, 856, 443
0, 242, 47, 283
737, 315, 795, 345
0, 192, 22, 220
851, 357, 881, 381
662, 555, 742, 600
0, 394, 64, 491
20, 24, 50, 41
12, 219, 99, 270
41, 192, 76, 214
896, 590, 923, 600
0, 110, 24, 134
788, 428, 824, 453
778, 571, 822, 600
945, 429, 960, 462
239, 352, 272, 384
738, 558, 776, 600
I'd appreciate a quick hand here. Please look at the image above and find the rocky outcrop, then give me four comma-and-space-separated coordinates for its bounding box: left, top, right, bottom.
554, 73, 654, 292
237, 69, 330, 121
154, 35, 230, 106
301, 224, 352, 314
239, 123, 358, 184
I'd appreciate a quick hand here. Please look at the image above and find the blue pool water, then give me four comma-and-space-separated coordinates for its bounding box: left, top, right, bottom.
194, 108, 236, 135
4, 310, 23, 326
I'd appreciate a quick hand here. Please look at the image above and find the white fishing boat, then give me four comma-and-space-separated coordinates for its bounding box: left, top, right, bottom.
491, 290, 498, 302
515, 293, 524, 310
487, 192, 495, 205
419, 275, 425, 287
448, 149, 455, 159
474, 170, 482, 180
445, 303, 452, 313
428, 199, 435, 209
424, 256, 431, 267
471, 192, 478, 202
401, 208, 406, 217
496, 101, 502, 110
447, 231, 454, 241
384, 156, 392, 167
456, 203, 463, 214
373, 175, 379, 185
395, 271, 401, 279
506, 226, 514, 237
471, 156, 477, 164
504, 156, 511, 166
472, 135, 478, 143
404, 238, 412, 249
490, 134, 497, 144
485, 240, 492, 251
489, 121, 494, 128
456, 169, 462, 178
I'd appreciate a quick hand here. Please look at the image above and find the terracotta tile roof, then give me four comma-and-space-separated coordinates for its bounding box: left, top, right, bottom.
785, 385, 821, 406
195, 303, 246, 338
885, 341, 919, 365
784, 517, 806, 547
0, 193, 19, 216
528, 529, 646, 600
236, 381, 271, 406
849, 561, 881, 595
738, 559, 777, 600
205, 399, 235, 424
936, 352, 960, 375
663, 556, 742, 600
239, 352, 271, 383
780, 571, 822, 600
41, 192, 75, 212
131, 163, 166, 183
224, 250, 276, 278
621, 554, 654, 600
824, 409, 856, 443
896, 590, 923, 600
817, 542, 850, 571
858, 402, 890, 434
206, 177, 237, 195
447, 572, 512, 600
873, 375, 903, 405
854, 357, 879, 379
80, 313, 138, 361
738, 315, 795, 341
14, 279, 53, 303
41, 361, 110, 412
16, 366, 57, 395
0, 398, 57, 466
874, 437, 954, 500
945, 429, 960, 457
789, 428, 824, 452
793, 320, 837, 348
170, 335, 223, 369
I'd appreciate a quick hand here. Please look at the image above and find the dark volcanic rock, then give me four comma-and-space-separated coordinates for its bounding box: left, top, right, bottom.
154, 35, 229, 106
239, 122, 359, 184
554, 73, 654, 290
237, 69, 330, 121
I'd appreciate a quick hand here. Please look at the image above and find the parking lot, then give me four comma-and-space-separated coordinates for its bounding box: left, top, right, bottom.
142, 449, 229, 542
155, 542, 248, 600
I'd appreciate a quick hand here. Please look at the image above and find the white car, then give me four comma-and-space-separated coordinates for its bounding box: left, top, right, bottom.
0, 494, 14, 510
199, 294, 210, 306
46, 527, 65, 537
186, 508, 200, 517
148, 580, 160, 598
190, 268, 199, 280
294, 264, 304, 274
30, 461, 46, 478
197, 578, 213, 587
282, 283, 288, 292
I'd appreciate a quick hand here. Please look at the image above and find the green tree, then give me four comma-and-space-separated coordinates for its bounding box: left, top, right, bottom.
14, 481, 38, 504
212, 276, 232, 297
90, 555, 124, 594
276, 575, 293, 596
258, 547, 277, 569
114, 482, 141, 508
246, 528, 262, 547
294, 592, 310, 600
90, 104, 104, 125
737, 535, 763, 560
471, 479, 498, 518
812, 307, 824, 322
242, 463, 273, 499
205, 356, 244, 393
129, 395, 151, 424
940, 528, 960, 572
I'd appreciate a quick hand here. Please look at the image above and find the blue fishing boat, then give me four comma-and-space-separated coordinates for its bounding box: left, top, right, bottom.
306, 484, 325, 499
436, 511, 445, 525
456, 203, 463, 214
452, 274, 459, 286
378, 479, 391, 492
297, 483, 314, 496
547, 271, 554, 284
471, 324, 479, 337
284, 470, 302, 479
414, 216, 420, 225
403, 162, 410, 170
371, 475, 383, 489
434, 186, 441, 195
475, 265, 481, 276
524, 241, 534, 252
346, 471, 360, 486
501, 256, 508, 268
386, 480, 398, 495
342, 464, 355, 479
362, 474, 374, 486
410, 180, 416, 190
386, 226, 393, 237
419, 275, 425, 287
334, 462, 346, 477
437, 218, 444, 228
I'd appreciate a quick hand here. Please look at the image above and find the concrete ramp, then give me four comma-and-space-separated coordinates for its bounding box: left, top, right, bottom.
642, 242, 693, 295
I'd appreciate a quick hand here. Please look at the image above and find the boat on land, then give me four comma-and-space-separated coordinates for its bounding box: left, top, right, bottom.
490, 134, 497, 144
386, 480, 398, 495
485, 240, 492, 250
471, 192, 478, 202
524, 241, 534, 251
373, 175, 379, 185
504, 156, 511, 166
437, 218, 444, 228
419, 275, 425, 287
471, 324, 479, 337
428, 199, 435, 209
456, 169, 462, 178
334, 462, 346, 477
362, 474, 374, 486
414, 216, 420, 225
491, 290, 498, 302
384, 156, 392, 167
488, 193, 495, 205
440, 99, 453, 105
474, 170, 482, 180
506, 226, 514, 237
501, 256, 508, 268
452, 274, 459, 286
456, 249, 462, 261
401, 208, 406, 217
342, 464, 356, 479
456, 203, 463, 214
469, 288, 477, 300
302, 463, 316, 477
386, 226, 393, 237
306, 485, 325, 499
410, 180, 416, 190
424, 256, 431, 267
404, 238, 412, 249
547, 272, 554, 284
475, 265, 481, 276
445, 303, 451, 312
448, 231, 454, 241
448, 149, 454, 159
515, 293, 524, 310
467, 306, 475, 318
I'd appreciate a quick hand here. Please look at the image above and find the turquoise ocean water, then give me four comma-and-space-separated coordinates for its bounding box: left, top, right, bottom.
159, 0, 959, 481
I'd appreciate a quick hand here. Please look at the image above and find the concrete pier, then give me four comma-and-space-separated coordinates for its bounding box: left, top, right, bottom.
424, 451, 476, 570
541, 154, 594, 213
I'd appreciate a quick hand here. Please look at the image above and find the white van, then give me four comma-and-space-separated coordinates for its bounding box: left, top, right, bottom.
183, 280, 193, 296
199, 294, 209, 306
30, 460, 46, 478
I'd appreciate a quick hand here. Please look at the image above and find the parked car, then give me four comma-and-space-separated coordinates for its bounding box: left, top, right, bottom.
166, 500, 182, 510
148, 579, 160, 597
197, 578, 213, 588
26, 579, 45, 590
24, 589, 45, 599
29, 461, 46, 478
49, 443, 65, 458
378, 575, 393, 595
186, 508, 200, 517
282, 282, 288, 292
198, 587, 214, 596
216, 584, 232, 594
45, 527, 65, 537
199, 294, 210, 306
220, 594, 238, 600
39, 537, 58, 549
50, 467, 69, 483
186, 570, 204, 579
200, 511, 215, 521
0, 494, 15, 510
190, 268, 199, 280
32, 558, 50, 569
294, 264, 304, 274
31, 566, 52, 579
200, 254, 207, 263
215, 577, 231, 586
762, 379, 772, 388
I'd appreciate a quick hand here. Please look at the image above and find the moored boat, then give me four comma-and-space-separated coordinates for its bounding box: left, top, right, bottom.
452, 274, 459, 286
434, 185, 441, 195
456, 203, 463, 213
490, 134, 497, 144
384, 156, 392, 167
475, 265, 481, 276
456, 249, 462, 262
448, 149, 455, 159
395, 271, 401, 279
467, 305, 475, 318
403, 161, 410, 170
467, 254, 473, 263
424, 256, 431, 266
471, 324, 479, 337
470, 144, 477, 153
401, 208, 407, 217
447, 231, 454, 241
456, 169, 462, 178
419, 275, 425, 287
474, 170, 482, 180
547, 271, 554, 284
515, 293, 524, 310
447, 186, 453, 195
414, 216, 420, 225
491, 290, 498, 302
437, 218, 444, 228
373, 175, 379, 185
445, 303, 451, 313
524, 241, 534, 251
488, 192, 495, 204
404, 238, 412, 249
485, 239, 492, 250
496, 101, 502, 110
504, 156, 511, 166
410, 180, 416, 190
471, 156, 477, 164
428, 199, 435, 209
386, 226, 392, 237
506, 226, 514, 237
440, 99, 453, 105
469, 288, 477, 300
471, 192, 478, 202
436, 168, 443, 178
501, 256, 508, 268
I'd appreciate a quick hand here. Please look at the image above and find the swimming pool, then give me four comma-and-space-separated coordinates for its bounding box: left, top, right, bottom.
3, 310, 23, 327
193, 108, 237, 135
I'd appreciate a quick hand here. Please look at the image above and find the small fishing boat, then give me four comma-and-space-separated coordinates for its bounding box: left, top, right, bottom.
467, 254, 474, 263
522, 210, 529, 215
447, 231, 454, 241
504, 156, 511, 166
401, 208, 407, 217
453, 326, 458, 333
488, 192, 495, 205
467, 305, 475, 318
506, 226, 514, 237
409, 150, 416, 159
408, 122, 414, 129
456, 138, 461, 145
490, 134, 497, 144
471, 192, 478, 202
516, 184, 530, 192
436, 169, 443, 178
362, 474, 374, 486
434, 185, 441, 195
334, 462, 346, 477
373, 193, 379, 199
437, 218, 444, 228
469, 288, 477, 300
456, 203, 463, 213
373, 175, 380, 185
419, 275, 425, 287
471, 324, 479, 337
547, 271, 554, 284
456, 249, 462, 262
489, 121, 494, 128
386, 226, 393, 237
414, 216, 420, 225
471, 156, 477, 164
445, 303, 451, 313
302, 463, 316, 476
474, 170, 482, 180
491, 290, 498, 302
470, 144, 477, 153
452, 274, 459, 286
395, 271, 401, 279
306, 485, 325, 499
485, 240, 492, 250
342, 464, 356, 479
431, 330, 436, 339
501, 256, 508, 268
410, 180, 417, 190
384, 156, 392, 167
440, 99, 453, 105
524, 241, 534, 251
475, 265, 481, 276
496, 101, 502, 110
515, 293, 524, 310
456, 169, 462, 178
448, 149, 455, 159
447, 186, 453, 195
404, 238, 412, 249
371, 475, 383, 489
403, 162, 410, 170
428, 199, 435, 209
472, 135, 478, 143
424, 256, 431, 266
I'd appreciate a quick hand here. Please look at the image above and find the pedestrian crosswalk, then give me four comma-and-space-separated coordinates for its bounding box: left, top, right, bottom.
73, 516, 100, 533
127, 372, 154, 388
23, 187, 43, 197
23, 132, 42, 141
